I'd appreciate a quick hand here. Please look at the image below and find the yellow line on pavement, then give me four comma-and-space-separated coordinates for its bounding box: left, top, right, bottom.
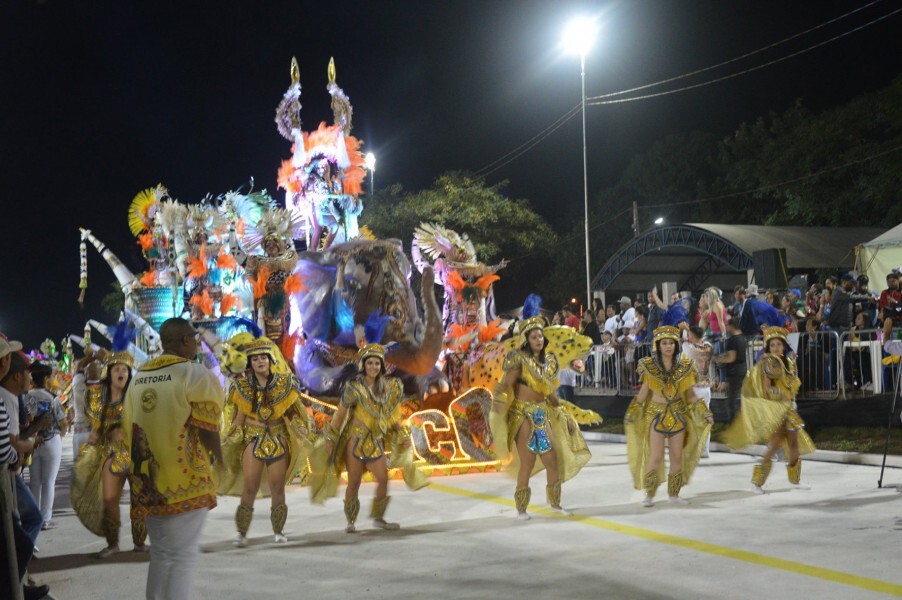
429, 482, 902, 597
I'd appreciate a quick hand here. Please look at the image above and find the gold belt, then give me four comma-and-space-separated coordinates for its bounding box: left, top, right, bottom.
244, 422, 289, 461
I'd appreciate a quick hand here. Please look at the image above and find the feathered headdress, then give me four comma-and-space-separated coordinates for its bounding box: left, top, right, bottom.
517, 294, 545, 341
186, 203, 228, 238
413, 223, 477, 266
244, 207, 304, 250
128, 185, 169, 236
103, 320, 136, 376
356, 310, 392, 371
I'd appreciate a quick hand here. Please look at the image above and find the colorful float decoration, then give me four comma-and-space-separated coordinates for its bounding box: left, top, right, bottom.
73, 57, 598, 479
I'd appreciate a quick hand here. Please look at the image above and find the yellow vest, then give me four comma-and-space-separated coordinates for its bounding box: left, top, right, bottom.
124, 355, 223, 517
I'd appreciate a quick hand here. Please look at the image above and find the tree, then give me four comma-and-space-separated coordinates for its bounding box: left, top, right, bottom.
100, 282, 125, 317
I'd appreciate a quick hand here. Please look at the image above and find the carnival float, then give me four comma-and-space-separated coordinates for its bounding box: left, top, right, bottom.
72, 57, 599, 480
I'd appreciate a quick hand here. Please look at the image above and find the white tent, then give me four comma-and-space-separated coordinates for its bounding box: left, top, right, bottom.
859, 222, 902, 284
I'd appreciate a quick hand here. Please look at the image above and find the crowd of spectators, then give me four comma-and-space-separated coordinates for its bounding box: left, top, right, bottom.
574, 268, 902, 397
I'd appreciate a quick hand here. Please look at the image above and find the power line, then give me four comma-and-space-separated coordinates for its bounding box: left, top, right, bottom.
472, 5, 898, 177
474, 104, 580, 177
590, 0, 887, 101
588, 7, 901, 107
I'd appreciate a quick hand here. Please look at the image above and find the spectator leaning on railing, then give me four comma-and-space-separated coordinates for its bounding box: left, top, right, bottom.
879, 271, 902, 329
827, 273, 872, 331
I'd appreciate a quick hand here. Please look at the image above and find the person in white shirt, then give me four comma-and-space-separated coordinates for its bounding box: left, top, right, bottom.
603, 304, 620, 337
683, 327, 714, 457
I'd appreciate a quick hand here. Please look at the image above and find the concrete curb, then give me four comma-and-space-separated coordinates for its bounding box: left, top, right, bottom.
582, 431, 902, 469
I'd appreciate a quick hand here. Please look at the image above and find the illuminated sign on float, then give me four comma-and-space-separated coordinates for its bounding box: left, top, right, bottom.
304, 387, 502, 479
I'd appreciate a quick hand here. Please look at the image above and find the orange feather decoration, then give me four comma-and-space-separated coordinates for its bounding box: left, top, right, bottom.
479, 320, 507, 343
474, 273, 500, 293
252, 267, 271, 300
446, 270, 467, 301
186, 243, 209, 279
137, 233, 154, 251
189, 290, 214, 316
283, 274, 306, 295
139, 270, 157, 287
277, 159, 301, 194
217, 251, 238, 272
219, 294, 240, 315
342, 135, 365, 195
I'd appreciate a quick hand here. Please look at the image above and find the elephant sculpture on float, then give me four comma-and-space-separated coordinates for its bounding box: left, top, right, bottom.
292, 238, 443, 395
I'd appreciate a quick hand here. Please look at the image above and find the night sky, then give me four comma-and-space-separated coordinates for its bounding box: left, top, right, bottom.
2, 0, 899, 349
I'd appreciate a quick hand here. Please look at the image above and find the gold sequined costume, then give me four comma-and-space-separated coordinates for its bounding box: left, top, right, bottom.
218, 372, 313, 497
310, 375, 428, 505
625, 355, 712, 492
71, 381, 146, 546
490, 348, 591, 482
721, 353, 815, 456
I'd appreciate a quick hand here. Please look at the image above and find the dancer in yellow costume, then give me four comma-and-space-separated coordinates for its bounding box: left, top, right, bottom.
491, 314, 591, 520
721, 326, 815, 493
71, 349, 148, 557
312, 340, 427, 533
625, 326, 713, 507
220, 337, 312, 546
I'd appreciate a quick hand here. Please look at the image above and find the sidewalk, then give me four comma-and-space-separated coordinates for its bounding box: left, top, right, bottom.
28, 439, 902, 599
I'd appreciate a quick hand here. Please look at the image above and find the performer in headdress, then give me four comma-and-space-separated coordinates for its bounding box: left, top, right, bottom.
490, 295, 591, 520
71, 324, 148, 557
229, 207, 304, 349
311, 312, 428, 532
721, 326, 815, 492
219, 336, 312, 546
625, 326, 713, 507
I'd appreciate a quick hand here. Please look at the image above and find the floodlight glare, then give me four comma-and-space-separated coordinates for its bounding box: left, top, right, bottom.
563, 17, 596, 57
365, 152, 376, 172
654, 217, 664, 225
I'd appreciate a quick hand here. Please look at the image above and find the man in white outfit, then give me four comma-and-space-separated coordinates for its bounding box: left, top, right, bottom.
124, 318, 223, 600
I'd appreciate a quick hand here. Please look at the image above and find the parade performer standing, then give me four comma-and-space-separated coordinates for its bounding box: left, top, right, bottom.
311, 314, 428, 532
625, 326, 713, 507
219, 337, 312, 546
124, 318, 223, 600
721, 326, 814, 493
490, 296, 591, 520
71, 343, 148, 558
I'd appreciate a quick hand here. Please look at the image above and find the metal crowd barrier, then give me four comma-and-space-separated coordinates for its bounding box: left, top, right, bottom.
575, 328, 880, 402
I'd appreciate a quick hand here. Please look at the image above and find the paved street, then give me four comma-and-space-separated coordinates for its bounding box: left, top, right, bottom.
29, 440, 902, 599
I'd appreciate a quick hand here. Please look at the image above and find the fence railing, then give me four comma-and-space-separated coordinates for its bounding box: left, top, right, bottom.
576, 328, 900, 401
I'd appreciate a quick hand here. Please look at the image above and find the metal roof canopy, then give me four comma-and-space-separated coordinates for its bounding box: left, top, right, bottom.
594, 223, 885, 296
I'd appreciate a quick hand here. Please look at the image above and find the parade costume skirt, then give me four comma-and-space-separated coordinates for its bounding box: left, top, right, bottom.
71, 442, 129, 537
625, 399, 711, 491
308, 424, 428, 505
489, 396, 591, 483
217, 419, 312, 498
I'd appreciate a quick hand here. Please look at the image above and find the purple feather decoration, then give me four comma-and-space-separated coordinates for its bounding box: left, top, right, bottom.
363, 310, 393, 344
522, 294, 542, 319
110, 320, 136, 352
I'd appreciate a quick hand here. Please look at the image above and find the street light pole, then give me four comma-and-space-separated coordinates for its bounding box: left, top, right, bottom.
580, 51, 591, 311
565, 17, 596, 311
365, 152, 376, 196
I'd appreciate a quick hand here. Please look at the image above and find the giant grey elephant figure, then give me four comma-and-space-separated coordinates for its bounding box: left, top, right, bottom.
292, 238, 443, 392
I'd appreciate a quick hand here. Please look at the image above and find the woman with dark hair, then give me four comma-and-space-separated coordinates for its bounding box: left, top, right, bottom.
625, 326, 713, 507
220, 338, 311, 546
313, 316, 427, 532
23, 361, 68, 529
71, 349, 147, 557
722, 327, 815, 493
491, 305, 591, 520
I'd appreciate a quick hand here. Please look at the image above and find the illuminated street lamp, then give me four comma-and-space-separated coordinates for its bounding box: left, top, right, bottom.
654, 217, 664, 225
365, 152, 376, 195
563, 17, 596, 310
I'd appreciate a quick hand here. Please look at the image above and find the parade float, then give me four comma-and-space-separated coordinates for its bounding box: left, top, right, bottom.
74, 57, 597, 479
